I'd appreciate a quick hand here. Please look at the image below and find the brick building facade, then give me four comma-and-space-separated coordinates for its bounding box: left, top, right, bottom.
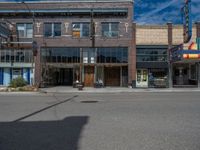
0, 0, 135, 87
0, 0, 200, 88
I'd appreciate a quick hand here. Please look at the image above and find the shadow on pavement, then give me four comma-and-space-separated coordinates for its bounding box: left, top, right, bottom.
0, 116, 89, 150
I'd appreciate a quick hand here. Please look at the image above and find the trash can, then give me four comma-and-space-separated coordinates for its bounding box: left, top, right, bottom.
77, 84, 83, 91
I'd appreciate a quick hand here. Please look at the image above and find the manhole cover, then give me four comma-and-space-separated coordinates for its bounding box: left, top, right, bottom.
80, 101, 98, 103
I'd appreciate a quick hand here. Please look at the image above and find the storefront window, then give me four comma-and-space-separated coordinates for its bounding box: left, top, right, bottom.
97, 47, 128, 63
74, 67, 80, 82
96, 66, 104, 83
190, 64, 197, 79
137, 47, 167, 62
82, 48, 96, 64
0, 50, 32, 63
148, 69, 168, 88
41, 48, 80, 63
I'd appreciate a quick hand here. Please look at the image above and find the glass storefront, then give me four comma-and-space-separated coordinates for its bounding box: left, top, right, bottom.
173, 63, 198, 86
41, 47, 128, 87
136, 45, 168, 88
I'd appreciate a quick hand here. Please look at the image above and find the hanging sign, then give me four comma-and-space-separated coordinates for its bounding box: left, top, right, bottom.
182, 0, 192, 43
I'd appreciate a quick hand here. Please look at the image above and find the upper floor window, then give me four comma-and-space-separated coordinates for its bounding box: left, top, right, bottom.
102, 22, 119, 38
17, 23, 33, 38
72, 23, 90, 38
136, 47, 167, 62
44, 23, 61, 37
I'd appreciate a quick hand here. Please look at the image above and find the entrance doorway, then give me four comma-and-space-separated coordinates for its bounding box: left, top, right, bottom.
84, 66, 94, 87
104, 67, 120, 86
136, 69, 148, 88
173, 63, 198, 86
55, 68, 73, 86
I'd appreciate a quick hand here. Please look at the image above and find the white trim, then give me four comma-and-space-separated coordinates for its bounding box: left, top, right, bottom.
62, 35, 72, 37
1, 41, 32, 44
34, 35, 43, 37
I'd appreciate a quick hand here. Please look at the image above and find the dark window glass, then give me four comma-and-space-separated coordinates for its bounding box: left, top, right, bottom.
44, 23, 61, 37
44, 23, 52, 37
41, 48, 80, 63
136, 47, 167, 62
97, 48, 128, 63
102, 22, 119, 38
5, 51, 10, 62
82, 23, 90, 37
54, 23, 61, 36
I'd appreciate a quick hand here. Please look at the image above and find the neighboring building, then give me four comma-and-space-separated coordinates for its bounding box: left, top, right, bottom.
0, 17, 33, 86
0, 0, 135, 87
135, 23, 200, 88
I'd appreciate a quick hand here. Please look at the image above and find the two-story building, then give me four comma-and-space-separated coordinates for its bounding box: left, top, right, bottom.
0, 0, 135, 87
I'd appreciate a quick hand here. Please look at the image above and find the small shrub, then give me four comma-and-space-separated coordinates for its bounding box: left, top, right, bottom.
9, 77, 27, 88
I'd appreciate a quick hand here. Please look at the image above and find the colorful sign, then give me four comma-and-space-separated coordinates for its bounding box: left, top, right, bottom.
170, 44, 200, 62
183, 50, 200, 59
182, 0, 192, 43
188, 42, 198, 50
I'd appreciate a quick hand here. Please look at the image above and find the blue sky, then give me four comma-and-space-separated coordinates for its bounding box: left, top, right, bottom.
1, 0, 200, 25
134, 0, 200, 24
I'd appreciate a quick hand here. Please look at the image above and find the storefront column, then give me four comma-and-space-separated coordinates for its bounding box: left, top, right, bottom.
80, 48, 83, 83
196, 22, 200, 88
167, 22, 173, 88
198, 63, 200, 88
129, 22, 136, 88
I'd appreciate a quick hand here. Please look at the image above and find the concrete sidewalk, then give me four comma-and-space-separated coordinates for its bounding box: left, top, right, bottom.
39, 86, 200, 93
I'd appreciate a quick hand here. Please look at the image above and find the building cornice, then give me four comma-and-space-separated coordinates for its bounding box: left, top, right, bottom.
0, 0, 133, 4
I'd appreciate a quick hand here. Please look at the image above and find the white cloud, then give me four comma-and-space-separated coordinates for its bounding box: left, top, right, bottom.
136, 0, 179, 22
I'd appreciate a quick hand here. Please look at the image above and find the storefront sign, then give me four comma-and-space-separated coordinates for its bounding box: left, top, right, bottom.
182, 0, 192, 43
182, 50, 200, 59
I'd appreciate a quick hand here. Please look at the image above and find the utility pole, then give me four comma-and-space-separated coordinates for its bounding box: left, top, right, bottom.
167, 22, 173, 88
22, 1, 37, 86
90, 8, 95, 48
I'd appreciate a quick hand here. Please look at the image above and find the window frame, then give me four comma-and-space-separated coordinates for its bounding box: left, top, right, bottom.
44, 22, 62, 37
16, 23, 33, 38
101, 22, 119, 38
72, 22, 90, 38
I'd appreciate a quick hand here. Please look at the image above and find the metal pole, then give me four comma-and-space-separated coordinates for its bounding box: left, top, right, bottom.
22, 2, 35, 86
167, 22, 173, 88
198, 62, 200, 88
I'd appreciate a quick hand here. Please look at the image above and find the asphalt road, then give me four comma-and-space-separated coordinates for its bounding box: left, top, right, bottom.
0, 92, 200, 150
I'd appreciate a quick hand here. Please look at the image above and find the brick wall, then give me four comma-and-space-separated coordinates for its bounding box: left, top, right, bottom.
136, 24, 197, 47
0, 1, 134, 86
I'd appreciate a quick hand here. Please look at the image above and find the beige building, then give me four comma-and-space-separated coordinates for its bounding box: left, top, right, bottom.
134, 23, 200, 88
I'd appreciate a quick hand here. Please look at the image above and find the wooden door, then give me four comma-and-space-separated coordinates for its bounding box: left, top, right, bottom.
105, 67, 120, 86
84, 66, 94, 87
